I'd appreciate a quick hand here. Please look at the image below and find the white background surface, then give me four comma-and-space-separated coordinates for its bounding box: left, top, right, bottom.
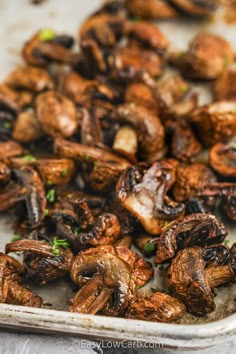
0, 0, 236, 353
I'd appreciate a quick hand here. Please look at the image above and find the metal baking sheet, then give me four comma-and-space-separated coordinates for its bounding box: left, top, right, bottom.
0, 0, 236, 349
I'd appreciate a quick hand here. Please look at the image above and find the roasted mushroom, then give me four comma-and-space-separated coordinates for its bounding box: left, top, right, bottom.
70, 247, 134, 315
0, 162, 11, 185
214, 70, 236, 101
169, 33, 234, 80
170, 0, 218, 16
210, 138, 236, 177
191, 101, 236, 146
124, 0, 178, 19
6, 239, 74, 285
0, 253, 42, 307
166, 246, 236, 315
116, 161, 185, 235
173, 163, 217, 202
116, 104, 165, 161
156, 214, 227, 264
125, 82, 157, 114
5, 66, 53, 92
125, 292, 185, 322
36, 91, 78, 138
13, 109, 44, 143
0, 141, 24, 160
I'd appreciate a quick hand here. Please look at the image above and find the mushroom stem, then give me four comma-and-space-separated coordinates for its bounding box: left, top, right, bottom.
113, 125, 138, 163
70, 275, 112, 314
206, 265, 235, 288
6, 239, 57, 258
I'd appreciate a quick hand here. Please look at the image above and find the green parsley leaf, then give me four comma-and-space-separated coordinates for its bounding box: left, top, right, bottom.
11, 234, 21, 242
151, 288, 158, 293
22, 155, 37, 162
163, 220, 169, 227
46, 189, 56, 203
132, 17, 141, 23
3, 122, 11, 129
144, 242, 155, 254
50, 237, 69, 256
39, 28, 55, 42
224, 239, 230, 246
73, 227, 80, 236
47, 180, 53, 185
85, 154, 91, 160
135, 285, 141, 290
61, 169, 67, 177
44, 208, 49, 216
180, 85, 188, 94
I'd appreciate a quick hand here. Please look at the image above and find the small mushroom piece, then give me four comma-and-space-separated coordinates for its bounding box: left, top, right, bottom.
70, 247, 134, 316
113, 125, 138, 163
0, 181, 26, 212
5, 239, 74, 285
170, 0, 218, 16
191, 101, 236, 146
0, 83, 20, 115
80, 39, 107, 74
166, 120, 202, 163
127, 22, 169, 54
93, 0, 126, 17
22, 31, 76, 67
109, 46, 164, 82
79, 14, 127, 48
169, 33, 234, 80
210, 138, 236, 177
36, 91, 78, 138
0, 253, 42, 307
35, 158, 75, 186
116, 161, 185, 235
14, 166, 46, 228
116, 104, 165, 161
70, 213, 121, 251
13, 109, 44, 143
173, 163, 217, 202
203, 244, 229, 268
124, 0, 178, 19
125, 82, 157, 113
54, 138, 130, 170
125, 292, 185, 322
156, 214, 227, 264
214, 70, 236, 100
0, 141, 24, 160
80, 108, 102, 147
167, 246, 236, 315
5, 66, 53, 92
0, 162, 11, 184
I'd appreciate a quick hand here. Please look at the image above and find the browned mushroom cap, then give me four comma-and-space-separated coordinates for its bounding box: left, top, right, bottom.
169, 33, 234, 80
0, 162, 11, 184
198, 183, 236, 221
125, 292, 185, 322
203, 244, 230, 268
13, 109, 44, 143
113, 125, 138, 163
125, 82, 158, 113
124, 0, 178, 19
72, 213, 121, 251
0, 141, 24, 160
173, 164, 217, 202
22, 31, 76, 67
156, 214, 228, 264
191, 101, 236, 146
214, 70, 236, 101
166, 247, 215, 315
116, 161, 185, 235
170, 0, 218, 16
109, 46, 164, 82
14, 166, 46, 228
127, 22, 169, 54
79, 14, 127, 47
70, 247, 134, 316
80, 38, 107, 74
210, 138, 236, 177
116, 104, 165, 161
5, 239, 74, 285
5, 66, 53, 92
36, 91, 78, 138
166, 120, 202, 163
152, 74, 198, 120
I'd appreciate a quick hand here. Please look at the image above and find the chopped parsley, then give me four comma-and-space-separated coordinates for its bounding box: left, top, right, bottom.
22, 155, 37, 162
61, 169, 67, 177
51, 237, 69, 256
44, 208, 49, 216
144, 242, 155, 254
224, 239, 230, 246
73, 227, 80, 236
151, 288, 158, 293
3, 122, 11, 129
46, 189, 56, 203
85, 154, 91, 160
47, 180, 53, 185
39, 28, 55, 42
180, 85, 188, 94
11, 234, 21, 242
